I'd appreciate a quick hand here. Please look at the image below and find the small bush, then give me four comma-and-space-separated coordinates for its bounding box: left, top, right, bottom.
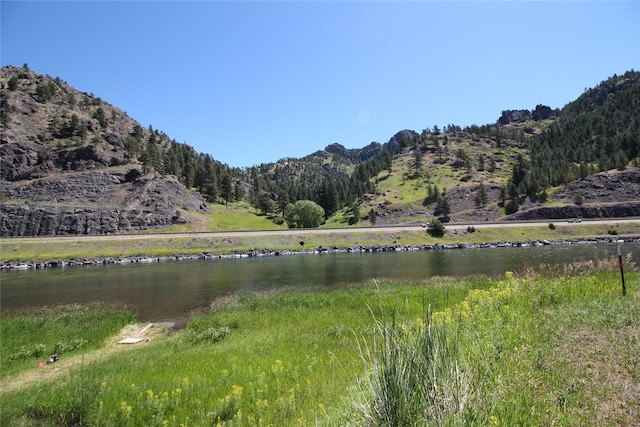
467, 226, 476, 233
505, 200, 519, 215
548, 223, 556, 230
185, 326, 230, 344
537, 190, 549, 203
608, 228, 619, 235
427, 219, 446, 237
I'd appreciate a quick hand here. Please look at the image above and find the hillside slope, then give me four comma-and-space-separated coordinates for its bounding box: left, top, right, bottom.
1, 65, 209, 236
1, 65, 638, 236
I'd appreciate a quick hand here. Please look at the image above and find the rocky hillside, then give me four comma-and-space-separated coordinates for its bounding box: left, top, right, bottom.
1, 65, 209, 236
507, 168, 640, 222
1, 65, 638, 236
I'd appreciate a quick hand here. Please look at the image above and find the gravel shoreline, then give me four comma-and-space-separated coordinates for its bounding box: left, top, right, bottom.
3, 236, 638, 270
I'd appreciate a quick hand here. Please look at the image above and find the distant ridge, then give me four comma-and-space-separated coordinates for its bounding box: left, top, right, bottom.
1, 65, 638, 236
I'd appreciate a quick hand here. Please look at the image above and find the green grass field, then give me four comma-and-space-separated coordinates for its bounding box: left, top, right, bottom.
1, 259, 638, 426
0, 304, 134, 380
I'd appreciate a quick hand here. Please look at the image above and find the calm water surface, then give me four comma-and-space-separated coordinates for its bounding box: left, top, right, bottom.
2, 243, 638, 321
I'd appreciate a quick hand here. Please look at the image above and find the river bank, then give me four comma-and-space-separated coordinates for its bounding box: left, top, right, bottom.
2, 235, 638, 270
2, 268, 638, 425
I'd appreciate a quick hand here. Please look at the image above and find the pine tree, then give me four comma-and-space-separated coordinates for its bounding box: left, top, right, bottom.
475, 182, 488, 208
412, 148, 423, 176
220, 172, 233, 204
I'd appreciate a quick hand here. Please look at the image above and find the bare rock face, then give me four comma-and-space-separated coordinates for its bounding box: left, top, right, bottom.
1, 168, 208, 236
505, 202, 640, 221
505, 168, 640, 221
552, 168, 640, 203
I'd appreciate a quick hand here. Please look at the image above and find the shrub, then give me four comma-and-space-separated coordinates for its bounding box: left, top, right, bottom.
284, 200, 325, 228
427, 219, 446, 237
505, 200, 519, 215
548, 223, 556, 230
537, 190, 549, 202
185, 326, 230, 344
8, 76, 19, 91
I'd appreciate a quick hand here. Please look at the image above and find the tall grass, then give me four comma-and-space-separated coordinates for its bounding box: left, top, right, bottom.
0, 279, 480, 426
349, 306, 471, 426
349, 257, 639, 426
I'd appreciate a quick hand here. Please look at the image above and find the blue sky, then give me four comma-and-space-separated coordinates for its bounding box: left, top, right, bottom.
2, 1, 638, 168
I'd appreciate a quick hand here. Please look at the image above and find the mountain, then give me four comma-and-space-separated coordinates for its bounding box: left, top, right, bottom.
0, 65, 209, 236
1, 65, 639, 236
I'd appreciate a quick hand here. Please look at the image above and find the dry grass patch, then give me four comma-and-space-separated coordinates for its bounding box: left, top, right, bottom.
547, 325, 640, 426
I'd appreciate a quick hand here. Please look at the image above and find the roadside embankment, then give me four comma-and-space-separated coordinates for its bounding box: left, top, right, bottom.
2, 235, 638, 270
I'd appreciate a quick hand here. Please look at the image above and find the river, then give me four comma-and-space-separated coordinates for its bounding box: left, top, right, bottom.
1, 242, 637, 321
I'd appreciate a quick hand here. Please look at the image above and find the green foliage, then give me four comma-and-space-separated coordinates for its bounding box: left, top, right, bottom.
474, 182, 488, 208
423, 184, 441, 206
518, 70, 640, 189
4, 65, 638, 228
37, 147, 49, 164
276, 188, 289, 216
574, 193, 584, 205
1, 263, 638, 425
427, 218, 446, 237
284, 200, 325, 228
505, 199, 519, 215
0, 280, 479, 426
7, 75, 19, 91
0, 98, 13, 127
317, 177, 340, 218
141, 140, 162, 173
434, 193, 451, 219
255, 192, 276, 215
368, 208, 377, 224
34, 81, 56, 102
348, 202, 361, 225
92, 107, 107, 128
536, 189, 549, 202
220, 172, 233, 204
411, 148, 423, 176
48, 113, 87, 139
185, 325, 230, 344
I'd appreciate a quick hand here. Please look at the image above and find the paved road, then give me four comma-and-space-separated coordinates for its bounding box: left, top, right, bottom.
3, 218, 639, 243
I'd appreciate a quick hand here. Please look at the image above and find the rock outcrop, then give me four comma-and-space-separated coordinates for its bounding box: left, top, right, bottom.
505, 202, 640, 222
1, 65, 210, 236
1, 167, 208, 236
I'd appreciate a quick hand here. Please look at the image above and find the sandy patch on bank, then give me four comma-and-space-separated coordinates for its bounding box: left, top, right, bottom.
0, 322, 173, 396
